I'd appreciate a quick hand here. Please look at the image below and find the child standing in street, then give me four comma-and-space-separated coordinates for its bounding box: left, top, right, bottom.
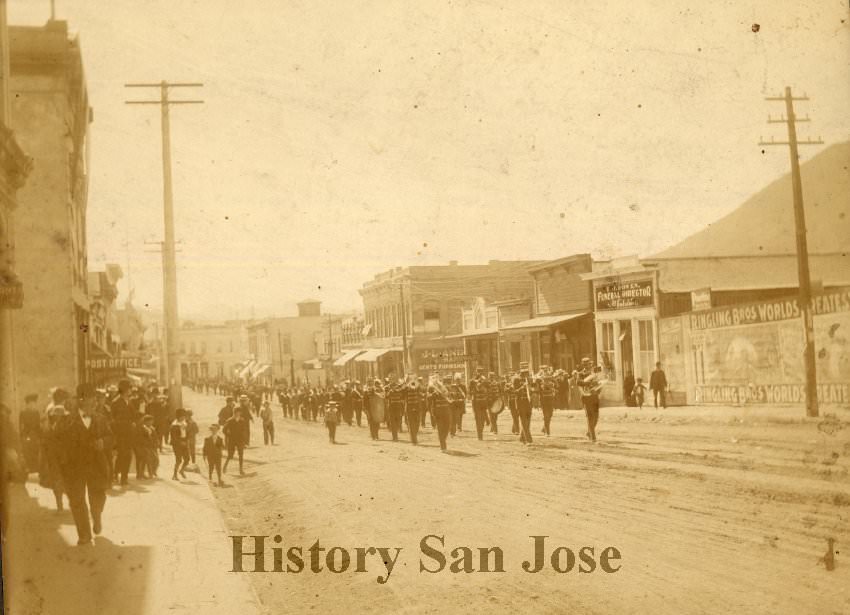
324, 401, 340, 444
632, 377, 648, 410
202, 424, 225, 486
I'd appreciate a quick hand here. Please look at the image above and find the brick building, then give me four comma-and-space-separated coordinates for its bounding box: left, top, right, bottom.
356, 260, 539, 380
10, 20, 93, 400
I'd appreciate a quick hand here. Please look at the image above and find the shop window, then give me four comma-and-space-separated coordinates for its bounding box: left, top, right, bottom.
424, 307, 441, 333
600, 322, 615, 379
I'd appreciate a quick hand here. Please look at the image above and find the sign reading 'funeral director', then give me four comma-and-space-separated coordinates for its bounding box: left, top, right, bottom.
595, 279, 654, 310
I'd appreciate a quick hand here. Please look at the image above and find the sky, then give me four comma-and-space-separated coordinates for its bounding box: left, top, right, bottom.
9, 0, 850, 320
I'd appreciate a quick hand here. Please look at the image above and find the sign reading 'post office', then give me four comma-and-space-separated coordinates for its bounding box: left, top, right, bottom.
595, 279, 654, 311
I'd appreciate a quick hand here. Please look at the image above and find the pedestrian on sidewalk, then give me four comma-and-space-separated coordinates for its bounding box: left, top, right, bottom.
169, 409, 190, 480
324, 401, 340, 444
110, 380, 135, 486
650, 362, 668, 409
40, 388, 69, 511
222, 412, 248, 476
203, 424, 225, 486
260, 401, 275, 445
134, 415, 158, 479
59, 384, 113, 546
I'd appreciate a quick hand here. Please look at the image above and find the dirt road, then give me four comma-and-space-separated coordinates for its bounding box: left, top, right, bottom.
183, 390, 849, 614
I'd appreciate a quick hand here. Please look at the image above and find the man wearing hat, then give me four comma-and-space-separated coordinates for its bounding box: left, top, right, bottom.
405, 376, 425, 445
60, 383, 114, 545
428, 374, 452, 452
579, 358, 602, 442
110, 379, 135, 486
385, 379, 406, 442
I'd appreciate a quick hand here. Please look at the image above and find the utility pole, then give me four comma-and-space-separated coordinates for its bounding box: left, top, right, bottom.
759, 86, 824, 418
126, 81, 203, 413
399, 281, 409, 374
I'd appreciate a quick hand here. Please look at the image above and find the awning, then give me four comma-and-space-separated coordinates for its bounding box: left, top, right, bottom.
333, 349, 365, 367
238, 360, 256, 379
354, 347, 402, 363
500, 312, 589, 333
443, 328, 499, 340
302, 358, 323, 370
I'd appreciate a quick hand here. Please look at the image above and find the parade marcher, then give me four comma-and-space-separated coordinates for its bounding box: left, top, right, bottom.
341, 382, 354, 426
222, 411, 249, 475
405, 377, 425, 445
324, 401, 340, 444
386, 379, 406, 442
448, 373, 466, 435
470, 370, 489, 440
351, 382, 364, 427
59, 383, 113, 546
203, 424, 225, 486
487, 372, 504, 434
650, 362, 668, 409
365, 380, 384, 441
540, 371, 556, 436
514, 366, 533, 444
169, 409, 190, 480
19, 393, 41, 474
506, 373, 520, 435
579, 358, 603, 443
260, 400, 275, 445
428, 375, 452, 452
110, 380, 135, 486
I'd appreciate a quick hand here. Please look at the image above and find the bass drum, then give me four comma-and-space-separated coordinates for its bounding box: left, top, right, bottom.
368, 394, 386, 423
488, 397, 504, 416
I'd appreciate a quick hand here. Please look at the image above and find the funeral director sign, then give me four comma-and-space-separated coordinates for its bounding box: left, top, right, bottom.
595, 279, 654, 311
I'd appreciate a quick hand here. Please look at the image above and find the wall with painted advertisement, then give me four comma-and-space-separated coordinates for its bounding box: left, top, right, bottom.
414, 340, 470, 379
660, 288, 850, 406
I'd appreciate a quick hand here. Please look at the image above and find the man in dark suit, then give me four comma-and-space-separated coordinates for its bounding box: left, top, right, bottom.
60, 383, 114, 546
649, 362, 668, 409
109, 379, 135, 485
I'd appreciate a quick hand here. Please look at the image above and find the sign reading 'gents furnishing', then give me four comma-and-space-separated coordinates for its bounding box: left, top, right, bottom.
595, 279, 653, 311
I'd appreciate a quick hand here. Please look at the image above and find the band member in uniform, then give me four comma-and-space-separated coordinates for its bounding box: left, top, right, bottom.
351, 381, 364, 427
365, 379, 384, 441
469, 369, 489, 440
579, 358, 603, 442
428, 374, 452, 452
386, 379, 406, 441
513, 368, 533, 444
505, 373, 520, 434
405, 377, 425, 445
540, 370, 556, 436
486, 372, 504, 434
448, 373, 466, 436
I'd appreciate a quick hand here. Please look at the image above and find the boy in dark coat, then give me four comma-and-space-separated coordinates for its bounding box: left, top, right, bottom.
202, 424, 225, 486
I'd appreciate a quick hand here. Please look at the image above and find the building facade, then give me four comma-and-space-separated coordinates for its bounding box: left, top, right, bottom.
10, 20, 92, 401
356, 260, 539, 380
179, 320, 246, 382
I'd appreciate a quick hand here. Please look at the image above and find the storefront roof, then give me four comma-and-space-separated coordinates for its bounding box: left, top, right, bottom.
354, 347, 402, 363
443, 328, 499, 339
333, 349, 365, 366
501, 312, 589, 333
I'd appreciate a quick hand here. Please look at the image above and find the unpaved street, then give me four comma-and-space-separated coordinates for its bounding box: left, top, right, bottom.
184, 390, 850, 615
